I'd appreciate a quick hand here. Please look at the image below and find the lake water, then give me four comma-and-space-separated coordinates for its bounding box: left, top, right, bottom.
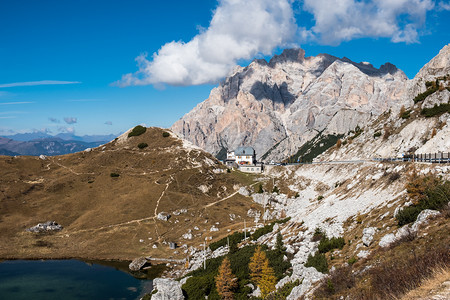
0, 259, 162, 300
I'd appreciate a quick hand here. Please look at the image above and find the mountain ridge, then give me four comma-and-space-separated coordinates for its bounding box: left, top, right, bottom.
171, 46, 414, 161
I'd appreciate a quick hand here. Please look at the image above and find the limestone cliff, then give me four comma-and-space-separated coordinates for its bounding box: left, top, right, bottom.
171, 48, 411, 161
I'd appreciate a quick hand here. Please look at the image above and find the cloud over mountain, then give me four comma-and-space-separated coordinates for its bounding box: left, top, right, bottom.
116, 0, 297, 87
302, 0, 435, 45
116, 0, 443, 87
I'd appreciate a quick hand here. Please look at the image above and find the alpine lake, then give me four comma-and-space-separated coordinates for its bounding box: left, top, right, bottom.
0, 259, 165, 300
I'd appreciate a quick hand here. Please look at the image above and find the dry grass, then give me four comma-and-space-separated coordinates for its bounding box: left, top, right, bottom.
399, 267, 450, 299
0, 127, 259, 261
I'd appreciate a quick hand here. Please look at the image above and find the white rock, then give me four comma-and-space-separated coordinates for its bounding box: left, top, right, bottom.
182, 233, 193, 240
411, 209, 440, 232
151, 278, 183, 300
210, 225, 219, 232
362, 227, 377, 247
357, 250, 371, 259
238, 187, 251, 196
379, 233, 396, 248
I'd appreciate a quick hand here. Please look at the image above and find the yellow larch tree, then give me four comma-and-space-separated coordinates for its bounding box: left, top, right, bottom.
249, 246, 266, 286
259, 259, 277, 298
216, 257, 237, 300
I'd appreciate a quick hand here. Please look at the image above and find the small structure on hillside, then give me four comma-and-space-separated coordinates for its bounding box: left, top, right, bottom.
225, 146, 263, 173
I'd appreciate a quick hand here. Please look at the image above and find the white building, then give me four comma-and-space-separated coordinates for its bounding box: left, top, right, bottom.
234, 147, 256, 165
225, 146, 262, 173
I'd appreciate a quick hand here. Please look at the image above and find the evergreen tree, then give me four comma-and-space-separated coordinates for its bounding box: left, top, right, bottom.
275, 232, 286, 255
215, 257, 237, 300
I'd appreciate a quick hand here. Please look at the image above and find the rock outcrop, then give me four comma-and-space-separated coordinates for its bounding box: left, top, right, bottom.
172, 48, 410, 161
151, 278, 184, 300
26, 221, 63, 233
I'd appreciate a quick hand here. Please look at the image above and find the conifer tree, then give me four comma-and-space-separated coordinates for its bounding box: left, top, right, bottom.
259, 259, 277, 298
215, 257, 237, 300
275, 232, 286, 255
249, 246, 266, 286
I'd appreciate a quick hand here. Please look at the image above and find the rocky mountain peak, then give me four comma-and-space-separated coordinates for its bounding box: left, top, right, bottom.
268, 48, 306, 66
170, 46, 450, 162
416, 43, 450, 79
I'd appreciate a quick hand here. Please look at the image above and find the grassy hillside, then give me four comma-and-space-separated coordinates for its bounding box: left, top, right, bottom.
0, 127, 261, 261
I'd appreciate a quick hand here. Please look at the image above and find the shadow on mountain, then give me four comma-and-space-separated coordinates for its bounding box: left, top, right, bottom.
250, 81, 296, 105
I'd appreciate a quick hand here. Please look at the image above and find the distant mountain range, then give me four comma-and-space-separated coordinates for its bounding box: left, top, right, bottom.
2, 132, 118, 143
0, 133, 119, 156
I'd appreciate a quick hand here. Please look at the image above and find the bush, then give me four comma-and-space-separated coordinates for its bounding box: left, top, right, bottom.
317, 195, 324, 201
110, 172, 120, 177
272, 186, 279, 194
266, 280, 300, 300
255, 183, 263, 194
388, 172, 401, 183
421, 103, 450, 117
137, 143, 148, 149
305, 253, 328, 273
348, 257, 357, 265
128, 125, 146, 137
413, 86, 438, 103
397, 179, 449, 226
318, 237, 345, 253
162, 132, 170, 138
373, 131, 382, 138
210, 231, 245, 251
400, 110, 411, 119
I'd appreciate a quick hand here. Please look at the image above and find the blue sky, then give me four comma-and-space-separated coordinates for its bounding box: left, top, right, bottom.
1, 0, 449, 136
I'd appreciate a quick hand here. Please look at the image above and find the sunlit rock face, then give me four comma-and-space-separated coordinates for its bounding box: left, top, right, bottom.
172, 47, 425, 162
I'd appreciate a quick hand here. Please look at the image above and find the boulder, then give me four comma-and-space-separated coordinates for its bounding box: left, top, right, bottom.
379, 233, 396, 248
26, 221, 63, 233
362, 227, 376, 247
151, 278, 184, 300
238, 187, 251, 196
157, 212, 171, 221
129, 257, 148, 271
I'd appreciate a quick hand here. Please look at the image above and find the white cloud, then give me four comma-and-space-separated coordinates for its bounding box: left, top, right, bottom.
64, 117, 77, 124
116, 0, 297, 86
0, 101, 34, 105
438, 1, 450, 10
302, 0, 435, 45
49, 117, 60, 123
0, 80, 80, 88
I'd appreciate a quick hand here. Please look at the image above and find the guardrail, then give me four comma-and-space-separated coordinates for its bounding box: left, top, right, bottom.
373, 152, 450, 163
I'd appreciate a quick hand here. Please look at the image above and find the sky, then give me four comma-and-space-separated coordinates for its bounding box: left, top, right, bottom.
0, 0, 449, 137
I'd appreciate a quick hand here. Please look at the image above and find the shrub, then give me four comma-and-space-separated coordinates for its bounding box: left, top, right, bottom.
210, 231, 245, 251
388, 172, 401, 183
421, 103, 450, 117
312, 227, 324, 242
110, 172, 120, 177
255, 183, 263, 194
137, 142, 148, 149
397, 178, 449, 226
317, 195, 324, 201
305, 253, 328, 273
318, 237, 345, 253
272, 186, 279, 194
266, 279, 300, 300
413, 86, 438, 103
400, 109, 411, 119
348, 257, 357, 265
162, 132, 170, 138
373, 131, 382, 138
251, 223, 274, 241
128, 125, 146, 137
